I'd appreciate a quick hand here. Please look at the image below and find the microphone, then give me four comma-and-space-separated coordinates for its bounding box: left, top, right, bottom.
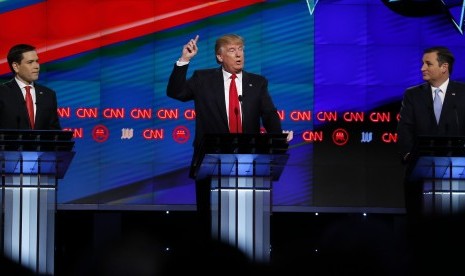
238, 95, 244, 132
234, 107, 239, 133
454, 105, 461, 136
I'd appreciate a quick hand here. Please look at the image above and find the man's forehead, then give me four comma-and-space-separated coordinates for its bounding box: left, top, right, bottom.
225, 43, 243, 48
423, 52, 437, 61
21, 51, 39, 61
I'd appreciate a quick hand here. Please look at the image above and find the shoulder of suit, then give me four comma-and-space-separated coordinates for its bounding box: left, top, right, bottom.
192, 68, 222, 78
449, 80, 465, 88
0, 79, 19, 91
3, 78, 16, 87
34, 83, 55, 93
403, 84, 426, 98
406, 83, 427, 91
242, 71, 266, 81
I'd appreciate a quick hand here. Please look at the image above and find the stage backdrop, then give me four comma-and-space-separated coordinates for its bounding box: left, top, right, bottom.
1, 0, 464, 212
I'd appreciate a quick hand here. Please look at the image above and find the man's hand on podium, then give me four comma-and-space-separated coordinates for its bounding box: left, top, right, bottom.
283, 130, 293, 143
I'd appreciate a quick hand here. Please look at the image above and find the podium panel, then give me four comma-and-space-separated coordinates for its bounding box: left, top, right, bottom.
193, 134, 289, 263
2, 175, 56, 273
0, 130, 74, 275
211, 175, 272, 262
410, 136, 465, 215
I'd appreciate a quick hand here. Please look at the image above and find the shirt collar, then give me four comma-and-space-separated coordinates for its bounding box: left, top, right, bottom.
431, 78, 449, 93
222, 69, 242, 81
15, 77, 34, 90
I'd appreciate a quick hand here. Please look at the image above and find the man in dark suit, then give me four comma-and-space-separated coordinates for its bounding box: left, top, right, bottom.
0, 44, 61, 130
167, 34, 283, 238
397, 46, 465, 218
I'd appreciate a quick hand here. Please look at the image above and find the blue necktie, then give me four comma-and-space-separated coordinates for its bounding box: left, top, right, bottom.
433, 88, 442, 124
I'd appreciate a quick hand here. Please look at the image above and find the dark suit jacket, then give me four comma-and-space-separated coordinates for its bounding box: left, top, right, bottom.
397, 80, 465, 159
0, 79, 61, 130
167, 64, 282, 150
167, 64, 283, 179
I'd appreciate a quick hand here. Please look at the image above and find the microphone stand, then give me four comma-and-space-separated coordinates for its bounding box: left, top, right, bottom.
234, 107, 239, 133
238, 95, 244, 133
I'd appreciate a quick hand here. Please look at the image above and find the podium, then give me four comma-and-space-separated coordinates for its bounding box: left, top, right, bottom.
0, 130, 75, 275
192, 133, 289, 262
409, 136, 465, 215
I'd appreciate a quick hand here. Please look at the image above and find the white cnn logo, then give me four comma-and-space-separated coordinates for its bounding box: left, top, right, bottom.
121, 128, 134, 139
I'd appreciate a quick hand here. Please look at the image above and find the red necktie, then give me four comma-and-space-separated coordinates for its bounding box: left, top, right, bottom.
25, 85, 34, 129
229, 74, 242, 133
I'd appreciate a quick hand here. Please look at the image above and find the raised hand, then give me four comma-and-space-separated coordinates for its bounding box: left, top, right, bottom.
179, 35, 199, 62
283, 130, 294, 142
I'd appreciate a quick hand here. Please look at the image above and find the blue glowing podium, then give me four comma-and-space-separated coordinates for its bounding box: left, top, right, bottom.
410, 136, 465, 215
0, 130, 75, 275
192, 133, 289, 263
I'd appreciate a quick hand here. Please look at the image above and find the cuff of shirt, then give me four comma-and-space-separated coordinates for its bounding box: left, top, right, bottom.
176, 60, 189, 66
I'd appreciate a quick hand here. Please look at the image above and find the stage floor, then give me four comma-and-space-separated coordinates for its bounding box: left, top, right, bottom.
52, 210, 419, 275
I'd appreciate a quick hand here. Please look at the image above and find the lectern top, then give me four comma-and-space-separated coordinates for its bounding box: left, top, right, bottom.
0, 129, 74, 152
0, 130, 75, 178
413, 135, 465, 157
192, 133, 290, 180
0, 129, 73, 141
198, 133, 289, 155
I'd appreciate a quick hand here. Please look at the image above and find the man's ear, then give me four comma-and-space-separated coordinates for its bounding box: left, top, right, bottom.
12, 62, 19, 73
442, 62, 449, 73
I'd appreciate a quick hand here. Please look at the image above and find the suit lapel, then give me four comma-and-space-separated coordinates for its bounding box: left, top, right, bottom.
213, 68, 228, 127
241, 72, 250, 126
7, 80, 33, 129
419, 83, 432, 107
443, 81, 457, 111
34, 85, 45, 127
418, 83, 437, 124
7, 80, 26, 104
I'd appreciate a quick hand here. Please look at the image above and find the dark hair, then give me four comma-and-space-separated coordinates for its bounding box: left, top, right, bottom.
424, 46, 455, 75
215, 34, 244, 64
7, 44, 36, 74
